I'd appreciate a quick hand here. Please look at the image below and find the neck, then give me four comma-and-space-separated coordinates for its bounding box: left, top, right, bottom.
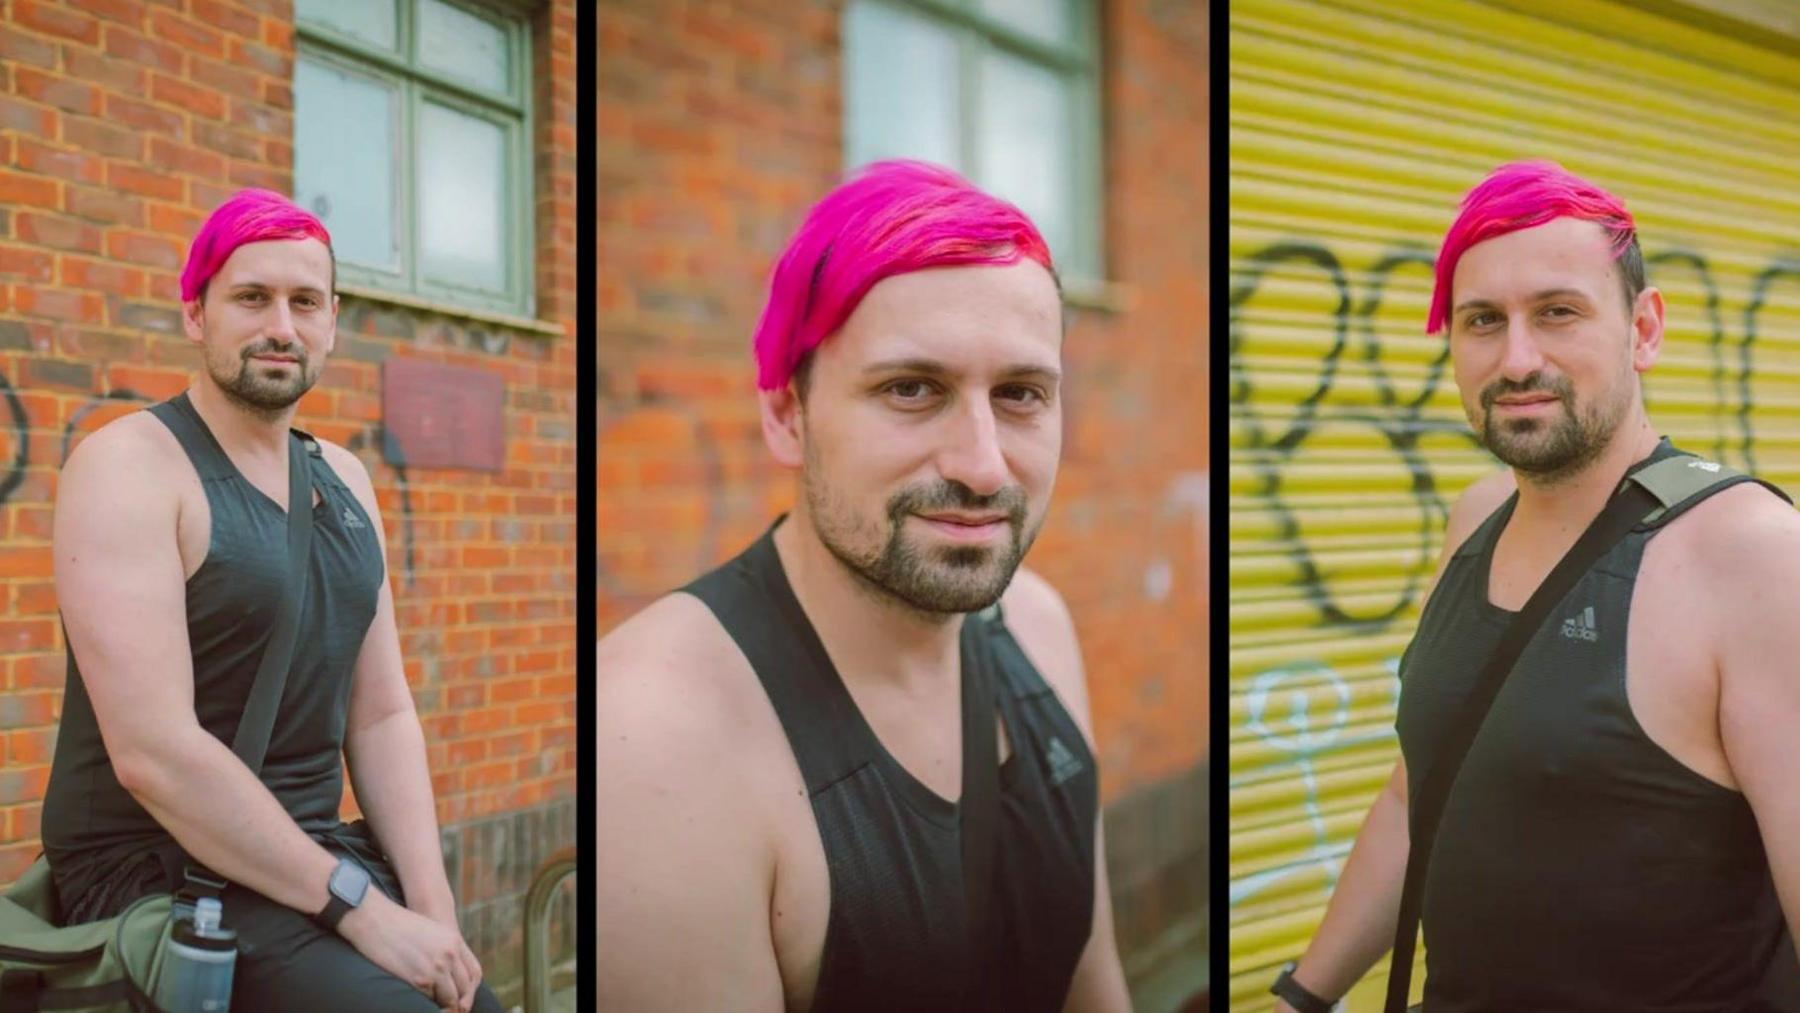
772, 511, 966, 691
1508, 413, 1661, 534
187, 376, 295, 459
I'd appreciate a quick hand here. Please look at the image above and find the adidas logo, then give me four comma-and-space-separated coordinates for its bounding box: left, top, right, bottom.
1044, 736, 1084, 786
341, 506, 366, 530
1686, 460, 1722, 473
1561, 605, 1598, 642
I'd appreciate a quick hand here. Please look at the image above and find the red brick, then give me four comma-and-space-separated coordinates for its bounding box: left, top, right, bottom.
0, 622, 57, 656
151, 72, 226, 122
62, 256, 146, 298
147, 137, 227, 180
14, 138, 104, 187
188, 53, 255, 96
105, 92, 184, 138
146, 201, 204, 236
12, 67, 100, 117
68, 0, 146, 25
0, 96, 57, 137
63, 44, 150, 95
61, 116, 144, 161
13, 1, 102, 47
0, 172, 60, 211
103, 24, 183, 75
0, 246, 54, 283
104, 231, 182, 270
106, 365, 188, 400
14, 287, 104, 325
63, 187, 144, 228
192, 120, 259, 160
189, 0, 258, 38
107, 162, 184, 202
148, 9, 223, 59
226, 37, 286, 77
0, 26, 59, 70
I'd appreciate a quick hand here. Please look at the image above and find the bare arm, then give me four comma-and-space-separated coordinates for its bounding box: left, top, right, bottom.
596, 597, 785, 1012
332, 446, 457, 923
1275, 469, 1515, 1010
1002, 569, 1131, 1012
54, 421, 342, 915
1713, 497, 1800, 953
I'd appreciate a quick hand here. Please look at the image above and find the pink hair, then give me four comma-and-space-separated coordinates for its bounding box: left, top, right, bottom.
1427, 160, 1637, 334
180, 188, 334, 303
751, 160, 1056, 390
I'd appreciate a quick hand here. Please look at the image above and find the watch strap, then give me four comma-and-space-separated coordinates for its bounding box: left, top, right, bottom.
316, 892, 353, 932
1271, 962, 1336, 1013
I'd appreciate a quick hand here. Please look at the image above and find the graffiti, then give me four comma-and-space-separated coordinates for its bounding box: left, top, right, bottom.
60, 390, 151, 466
0, 372, 27, 506
349, 427, 418, 590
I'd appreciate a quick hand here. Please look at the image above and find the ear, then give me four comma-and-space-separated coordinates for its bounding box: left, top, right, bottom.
759, 383, 805, 470
1630, 286, 1665, 374
325, 293, 340, 356
181, 298, 206, 346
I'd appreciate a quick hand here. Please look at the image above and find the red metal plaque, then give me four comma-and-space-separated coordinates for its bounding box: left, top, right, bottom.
381, 358, 506, 472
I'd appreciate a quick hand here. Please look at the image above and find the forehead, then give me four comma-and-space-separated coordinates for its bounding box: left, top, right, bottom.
1452, 216, 1618, 302
211, 237, 333, 288
824, 260, 1063, 372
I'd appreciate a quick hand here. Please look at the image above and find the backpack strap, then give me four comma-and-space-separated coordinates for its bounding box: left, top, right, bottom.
1382, 450, 1773, 1012
178, 429, 321, 908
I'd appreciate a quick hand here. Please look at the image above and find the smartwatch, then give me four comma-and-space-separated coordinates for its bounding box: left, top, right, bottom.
315, 857, 371, 932
1270, 960, 1337, 1013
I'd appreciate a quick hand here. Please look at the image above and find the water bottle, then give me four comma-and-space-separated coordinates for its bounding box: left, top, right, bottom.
152, 896, 237, 1012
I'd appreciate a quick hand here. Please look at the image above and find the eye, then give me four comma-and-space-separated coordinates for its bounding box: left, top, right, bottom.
880, 378, 941, 406
238, 290, 268, 305
1542, 304, 1577, 319
1465, 310, 1501, 330
995, 384, 1048, 409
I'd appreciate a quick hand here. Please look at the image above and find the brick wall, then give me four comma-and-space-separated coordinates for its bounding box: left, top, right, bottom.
0, 0, 579, 999
597, 0, 1207, 981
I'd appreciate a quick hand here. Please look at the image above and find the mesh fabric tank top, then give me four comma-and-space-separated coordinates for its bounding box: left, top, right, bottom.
1395, 441, 1786, 1011
683, 522, 1099, 1012
42, 393, 385, 921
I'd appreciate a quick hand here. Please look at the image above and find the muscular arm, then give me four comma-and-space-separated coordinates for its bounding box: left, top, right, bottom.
331, 445, 458, 924
596, 597, 785, 1012
1712, 495, 1800, 952
54, 422, 339, 915
1003, 570, 1131, 1013
1277, 469, 1515, 1008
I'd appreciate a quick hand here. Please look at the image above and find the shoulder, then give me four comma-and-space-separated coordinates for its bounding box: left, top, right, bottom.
596, 592, 777, 782
1660, 479, 1800, 592
59, 408, 188, 506
312, 437, 371, 491
1000, 566, 1095, 738
1442, 467, 1516, 557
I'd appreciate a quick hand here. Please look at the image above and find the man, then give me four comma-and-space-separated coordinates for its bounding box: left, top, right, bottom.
42, 189, 500, 1012
1270, 161, 1800, 1012
597, 161, 1131, 1011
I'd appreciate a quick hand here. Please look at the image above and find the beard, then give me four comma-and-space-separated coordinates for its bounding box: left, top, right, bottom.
204, 336, 320, 419
803, 446, 1039, 616
1471, 368, 1632, 482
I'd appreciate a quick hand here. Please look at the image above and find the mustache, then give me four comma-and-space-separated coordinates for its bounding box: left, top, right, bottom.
240, 338, 307, 365
1481, 372, 1571, 411
887, 481, 1028, 526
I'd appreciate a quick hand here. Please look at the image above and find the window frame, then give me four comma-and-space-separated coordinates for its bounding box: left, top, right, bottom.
295, 0, 537, 319
843, 0, 1107, 289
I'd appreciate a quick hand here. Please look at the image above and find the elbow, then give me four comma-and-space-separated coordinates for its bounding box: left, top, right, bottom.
108, 729, 200, 804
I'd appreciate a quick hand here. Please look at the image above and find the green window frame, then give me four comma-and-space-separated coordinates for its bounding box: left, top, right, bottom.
842, 0, 1106, 290
294, 0, 536, 319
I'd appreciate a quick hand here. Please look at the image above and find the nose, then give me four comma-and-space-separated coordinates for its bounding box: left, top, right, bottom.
1497, 316, 1547, 382
266, 298, 299, 342
936, 397, 1010, 498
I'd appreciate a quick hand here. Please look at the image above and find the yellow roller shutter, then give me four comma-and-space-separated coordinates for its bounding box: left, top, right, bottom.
1227, 1, 1800, 1009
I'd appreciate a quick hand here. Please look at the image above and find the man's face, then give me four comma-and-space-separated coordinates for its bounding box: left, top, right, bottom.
790, 259, 1063, 615
182, 237, 337, 416
1447, 217, 1656, 480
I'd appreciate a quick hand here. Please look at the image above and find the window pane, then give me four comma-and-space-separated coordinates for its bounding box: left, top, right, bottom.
975, 52, 1075, 270
294, 56, 400, 272
978, 0, 1072, 48
295, 0, 397, 51
418, 0, 511, 96
419, 102, 508, 294
844, 0, 960, 170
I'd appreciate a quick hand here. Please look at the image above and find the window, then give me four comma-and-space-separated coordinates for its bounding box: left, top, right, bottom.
844, 0, 1104, 288
294, 0, 534, 318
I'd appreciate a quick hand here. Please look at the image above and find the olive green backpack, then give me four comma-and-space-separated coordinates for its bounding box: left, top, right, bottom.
0, 429, 318, 1012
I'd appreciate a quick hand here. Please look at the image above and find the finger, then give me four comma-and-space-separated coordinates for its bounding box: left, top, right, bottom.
437, 965, 461, 1013
445, 954, 472, 1013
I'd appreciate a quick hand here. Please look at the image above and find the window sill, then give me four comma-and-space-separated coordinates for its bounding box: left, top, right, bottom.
335, 283, 566, 338
1062, 277, 1134, 314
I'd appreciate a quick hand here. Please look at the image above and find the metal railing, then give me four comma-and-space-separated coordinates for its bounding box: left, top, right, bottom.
522, 845, 578, 1013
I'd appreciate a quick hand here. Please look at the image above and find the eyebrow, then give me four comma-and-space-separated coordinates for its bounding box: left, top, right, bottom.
227, 282, 328, 296
1453, 288, 1593, 315
861, 357, 1062, 384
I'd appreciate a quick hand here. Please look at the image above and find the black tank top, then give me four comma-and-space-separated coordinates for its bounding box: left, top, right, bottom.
683, 522, 1099, 1012
42, 393, 386, 921
1396, 441, 1786, 1011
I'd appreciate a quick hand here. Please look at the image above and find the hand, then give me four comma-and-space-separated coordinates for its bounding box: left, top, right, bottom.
338, 890, 481, 1012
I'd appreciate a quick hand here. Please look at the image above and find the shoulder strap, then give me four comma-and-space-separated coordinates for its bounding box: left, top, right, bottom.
180, 430, 319, 904
1382, 451, 1754, 1012
959, 609, 1001, 1008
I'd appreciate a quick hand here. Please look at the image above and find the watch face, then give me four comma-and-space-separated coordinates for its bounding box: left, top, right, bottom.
329, 860, 371, 906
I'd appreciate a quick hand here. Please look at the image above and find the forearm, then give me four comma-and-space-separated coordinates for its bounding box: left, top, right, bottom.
346, 709, 456, 920
1290, 781, 1411, 1001
122, 727, 337, 915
